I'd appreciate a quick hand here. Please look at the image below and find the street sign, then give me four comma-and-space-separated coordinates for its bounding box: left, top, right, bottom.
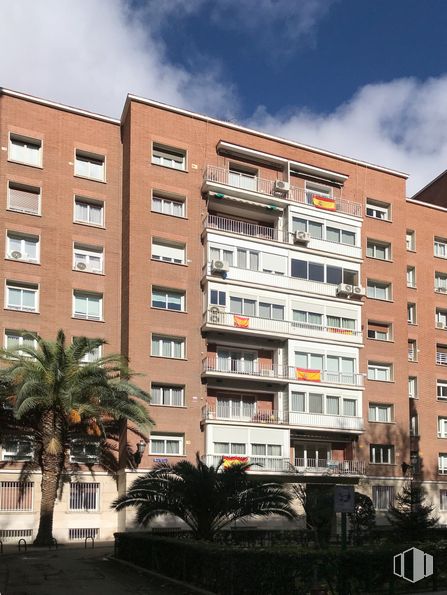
334, 485, 355, 513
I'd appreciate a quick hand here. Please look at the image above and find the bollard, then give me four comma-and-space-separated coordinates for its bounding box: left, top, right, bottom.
84, 536, 95, 549
18, 538, 27, 552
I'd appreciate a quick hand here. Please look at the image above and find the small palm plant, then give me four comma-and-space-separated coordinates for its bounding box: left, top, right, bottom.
112, 453, 297, 541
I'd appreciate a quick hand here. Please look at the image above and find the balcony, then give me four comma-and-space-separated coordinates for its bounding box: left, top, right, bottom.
288, 411, 363, 432
204, 214, 362, 259
202, 358, 364, 387
202, 405, 286, 425
202, 309, 362, 344
294, 458, 365, 476
203, 454, 293, 473
203, 165, 362, 218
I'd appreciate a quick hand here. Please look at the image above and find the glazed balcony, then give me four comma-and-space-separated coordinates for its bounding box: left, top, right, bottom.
294, 458, 365, 476
202, 309, 362, 344
203, 165, 362, 218
289, 411, 363, 432
203, 454, 293, 473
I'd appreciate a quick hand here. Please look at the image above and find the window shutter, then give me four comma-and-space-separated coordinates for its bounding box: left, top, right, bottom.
9, 186, 39, 214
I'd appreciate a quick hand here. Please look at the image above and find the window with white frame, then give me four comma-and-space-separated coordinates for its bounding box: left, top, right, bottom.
214, 442, 246, 455
292, 217, 356, 245
410, 411, 418, 436
293, 310, 323, 328
74, 197, 104, 226
75, 150, 105, 181
261, 253, 287, 275
151, 239, 185, 264
210, 290, 226, 306
209, 245, 233, 266
152, 144, 186, 170
295, 352, 356, 378
6, 281, 38, 312
152, 192, 185, 217
1, 438, 33, 461
435, 272, 447, 293
251, 443, 282, 458
406, 230, 415, 251
259, 302, 284, 320
407, 303, 416, 324
73, 338, 102, 364
435, 237, 447, 258
151, 335, 185, 359
409, 376, 418, 399
441, 490, 447, 511
9, 134, 42, 167
407, 267, 416, 288
69, 482, 99, 511
372, 485, 395, 510
228, 164, 257, 191
439, 453, 447, 474
229, 296, 256, 316
236, 248, 260, 271
367, 280, 391, 300
366, 240, 391, 261
408, 339, 417, 362
326, 315, 356, 332
150, 434, 184, 455
73, 291, 103, 321
70, 441, 100, 463
5, 330, 37, 354
305, 182, 332, 204
370, 444, 394, 464
0, 481, 34, 511
368, 362, 392, 382
438, 380, 447, 400
367, 321, 392, 341
151, 288, 185, 311
8, 182, 40, 215
291, 259, 358, 285
368, 403, 393, 423
439, 417, 447, 438
73, 244, 103, 273
291, 391, 357, 416
151, 385, 184, 407
366, 199, 391, 220
437, 345, 447, 366
6, 232, 39, 263
217, 348, 258, 374
437, 308, 447, 328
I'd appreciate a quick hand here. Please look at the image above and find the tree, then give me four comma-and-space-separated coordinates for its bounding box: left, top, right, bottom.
293, 484, 334, 547
348, 492, 375, 544
0, 330, 152, 546
112, 453, 297, 541
387, 480, 439, 540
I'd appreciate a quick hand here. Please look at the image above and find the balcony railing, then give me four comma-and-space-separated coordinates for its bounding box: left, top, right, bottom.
288, 411, 363, 432
203, 310, 362, 343
408, 349, 416, 362
203, 454, 293, 472
202, 358, 364, 386
294, 458, 365, 475
437, 352, 447, 365
202, 405, 286, 424
204, 165, 362, 218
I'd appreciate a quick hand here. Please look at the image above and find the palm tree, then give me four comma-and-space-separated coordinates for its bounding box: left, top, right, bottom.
0, 329, 153, 546
112, 454, 297, 541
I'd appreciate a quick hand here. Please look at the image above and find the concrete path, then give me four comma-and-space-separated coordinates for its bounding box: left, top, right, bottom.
0, 544, 204, 595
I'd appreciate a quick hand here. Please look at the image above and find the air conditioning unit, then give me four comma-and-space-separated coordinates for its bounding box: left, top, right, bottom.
76, 262, 87, 271
209, 306, 225, 323
351, 285, 366, 297
336, 283, 353, 296
293, 231, 311, 244
273, 180, 290, 193
10, 251, 22, 260
211, 260, 229, 274
437, 322, 446, 329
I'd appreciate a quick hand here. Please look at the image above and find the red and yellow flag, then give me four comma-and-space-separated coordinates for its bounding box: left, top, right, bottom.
223, 456, 248, 468
312, 195, 336, 211
328, 327, 353, 335
295, 368, 321, 382
233, 315, 249, 328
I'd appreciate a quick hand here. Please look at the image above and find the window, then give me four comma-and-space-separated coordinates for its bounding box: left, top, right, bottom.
367, 321, 391, 341
406, 230, 415, 251
435, 237, 447, 259
152, 239, 185, 264
369, 403, 393, 423
438, 380, 447, 400
251, 443, 282, 458
73, 244, 103, 273
236, 248, 259, 271
291, 392, 358, 417
5, 330, 37, 354
217, 349, 257, 374
305, 182, 332, 205
73, 291, 103, 321
261, 253, 286, 275
407, 303, 416, 324
293, 310, 323, 328
408, 339, 417, 362
326, 315, 356, 332
407, 267, 416, 288
151, 288, 185, 311
150, 434, 183, 455
152, 192, 185, 217
70, 441, 100, 463
8, 182, 40, 215
441, 490, 447, 511
151, 385, 184, 407
439, 453, 447, 474
75, 150, 105, 181
73, 338, 102, 364
410, 410, 418, 435
439, 417, 447, 438
259, 302, 284, 320
372, 486, 395, 510
409, 377, 418, 399
74, 197, 104, 226
6, 281, 38, 312
214, 442, 246, 455
366, 199, 390, 220
6, 232, 39, 263
292, 217, 323, 239
210, 290, 226, 306
437, 345, 447, 366
210, 245, 233, 266
435, 273, 447, 293
437, 308, 447, 329
295, 352, 356, 381
370, 444, 394, 464
228, 165, 257, 191
368, 362, 392, 382
326, 227, 356, 246
0, 481, 33, 511
366, 240, 391, 261
9, 134, 42, 167
69, 483, 99, 511
292, 218, 356, 245
152, 144, 186, 171
367, 280, 391, 301
291, 259, 358, 285
151, 335, 185, 359
229, 296, 256, 316
1, 439, 33, 461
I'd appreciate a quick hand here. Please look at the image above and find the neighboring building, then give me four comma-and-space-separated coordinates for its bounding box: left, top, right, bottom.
0, 87, 444, 541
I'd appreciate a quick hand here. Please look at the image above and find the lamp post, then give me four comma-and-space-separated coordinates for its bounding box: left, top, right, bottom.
133, 439, 146, 468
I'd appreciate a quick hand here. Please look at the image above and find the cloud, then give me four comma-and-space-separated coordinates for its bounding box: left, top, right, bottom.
248, 76, 447, 195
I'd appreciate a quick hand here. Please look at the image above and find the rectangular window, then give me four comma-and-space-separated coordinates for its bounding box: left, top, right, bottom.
229, 296, 256, 316
370, 444, 394, 464
1, 439, 33, 461
291, 392, 305, 412
406, 230, 415, 251
291, 259, 357, 285
326, 315, 356, 331
75, 150, 105, 181
366, 199, 390, 220
407, 267, 416, 288
69, 483, 99, 511
369, 403, 393, 423
438, 380, 447, 399
6, 281, 38, 312
305, 182, 332, 205
439, 453, 447, 474
259, 302, 284, 320
6, 232, 39, 263
440, 490, 447, 511
150, 434, 184, 455
151, 385, 184, 407
210, 290, 226, 306
9, 134, 42, 167
152, 192, 185, 217
5, 330, 37, 354
229, 165, 257, 191
439, 417, 447, 439
409, 376, 418, 399
435, 237, 447, 259
367, 321, 391, 341
151, 335, 185, 359
236, 248, 259, 271
407, 303, 416, 324
74, 197, 104, 226
152, 239, 185, 264
366, 240, 391, 261
210, 245, 233, 266
79, 344, 102, 364
73, 291, 103, 321
73, 244, 103, 273
367, 280, 391, 301
293, 310, 323, 327
408, 339, 417, 362
368, 362, 392, 382
251, 443, 282, 457
69, 441, 100, 463
0, 481, 33, 511
437, 344, 447, 366
261, 253, 286, 275
343, 399, 356, 416
372, 485, 395, 510
151, 288, 185, 311
8, 182, 40, 215
214, 442, 247, 455
152, 144, 186, 171
435, 272, 447, 293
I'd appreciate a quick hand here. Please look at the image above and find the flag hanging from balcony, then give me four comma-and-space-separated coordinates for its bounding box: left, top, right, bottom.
328, 327, 354, 335
312, 195, 336, 211
223, 456, 248, 468
233, 315, 250, 328
295, 368, 321, 382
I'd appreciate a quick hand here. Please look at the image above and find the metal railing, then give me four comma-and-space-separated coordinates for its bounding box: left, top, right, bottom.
203, 455, 293, 472
202, 405, 287, 424
288, 411, 364, 431
0, 481, 33, 512
69, 483, 99, 511
437, 352, 447, 365
408, 349, 416, 361
294, 458, 365, 475
204, 165, 362, 217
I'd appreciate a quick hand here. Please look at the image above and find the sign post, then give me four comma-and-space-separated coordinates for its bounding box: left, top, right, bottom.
334, 485, 355, 551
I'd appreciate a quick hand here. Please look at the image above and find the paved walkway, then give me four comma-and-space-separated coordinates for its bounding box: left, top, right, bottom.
0, 544, 204, 595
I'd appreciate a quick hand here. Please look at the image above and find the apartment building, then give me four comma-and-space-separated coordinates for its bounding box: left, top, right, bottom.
0, 87, 445, 542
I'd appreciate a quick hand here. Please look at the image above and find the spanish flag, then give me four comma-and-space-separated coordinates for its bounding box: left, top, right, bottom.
295, 368, 321, 382
223, 456, 248, 468
312, 195, 336, 211
233, 315, 249, 328
328, 327, 354, 335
